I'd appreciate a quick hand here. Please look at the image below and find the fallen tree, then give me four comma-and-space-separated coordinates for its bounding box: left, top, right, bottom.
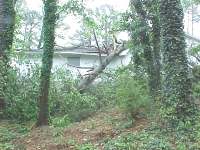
78, 44, 126, 92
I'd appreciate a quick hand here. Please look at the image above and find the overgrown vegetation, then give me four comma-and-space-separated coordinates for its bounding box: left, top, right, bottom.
1, 0, 200, 149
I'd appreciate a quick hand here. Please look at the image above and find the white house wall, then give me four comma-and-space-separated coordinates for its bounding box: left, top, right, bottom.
14, 51, 132, 77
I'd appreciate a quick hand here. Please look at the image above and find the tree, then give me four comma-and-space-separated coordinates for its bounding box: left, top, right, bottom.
146, 0, 161, 98
36, 0, 57, 126
71, 5, 122, 52
130, 0, 159, 99
78, 45, 126, 92
160, 0, 197, 126
0, 0, 16, 111
13, 0, 43, 50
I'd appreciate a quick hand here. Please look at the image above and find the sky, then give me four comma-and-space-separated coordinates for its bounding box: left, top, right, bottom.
25, 0, 130, 11
25, 0, 130, 47
24, 0, 200, 47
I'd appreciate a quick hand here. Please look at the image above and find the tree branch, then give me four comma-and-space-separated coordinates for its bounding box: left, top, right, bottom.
93, 29, 103, 65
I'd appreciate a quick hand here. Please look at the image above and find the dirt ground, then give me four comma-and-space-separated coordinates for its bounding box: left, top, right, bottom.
13, 109, 148, 150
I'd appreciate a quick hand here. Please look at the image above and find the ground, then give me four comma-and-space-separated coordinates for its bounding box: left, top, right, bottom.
0, 108, 148, 150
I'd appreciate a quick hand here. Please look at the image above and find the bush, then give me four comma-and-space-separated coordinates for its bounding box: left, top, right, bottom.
86, 70, 119, 109
51, 115, 71, 127
3, 60, 98, 122
4, 62, 40, 121
3, 58, 150, 123
50, 89, 97, 122
115, 70, 150, 119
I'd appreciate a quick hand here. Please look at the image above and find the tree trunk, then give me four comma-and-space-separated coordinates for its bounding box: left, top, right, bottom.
37, 25, 43, 50
150, 0, 161, 99
0, 0, 16, 112
78, 47, 125, 92
160, 0, 197, 125
36, 0, 57, 127
130, 0, 157, 99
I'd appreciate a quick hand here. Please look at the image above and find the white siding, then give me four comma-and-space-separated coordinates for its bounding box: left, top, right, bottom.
15, 51, 132, 77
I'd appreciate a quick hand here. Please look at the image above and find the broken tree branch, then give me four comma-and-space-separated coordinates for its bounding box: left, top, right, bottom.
78, 44, 126, 92
93, 29, 103, 65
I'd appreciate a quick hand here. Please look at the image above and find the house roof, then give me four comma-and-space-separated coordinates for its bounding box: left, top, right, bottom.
22, 47, 128, 57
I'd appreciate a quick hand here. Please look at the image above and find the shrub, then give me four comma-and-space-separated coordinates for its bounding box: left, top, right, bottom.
4, 62, 40, 121
115, 70, 150, 119
3, 60, 98, 122
3, 58, 150, 123
50, 89, 97, 122
86, 70, 119, 109
51, 115, 71, 128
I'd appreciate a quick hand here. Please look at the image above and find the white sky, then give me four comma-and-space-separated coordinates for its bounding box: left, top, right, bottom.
26, 0, 130, 11
25, 0, 130, 47
25, 0, 200, 47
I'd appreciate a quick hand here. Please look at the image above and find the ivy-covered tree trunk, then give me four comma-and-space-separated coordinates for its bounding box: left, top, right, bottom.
149, 0, 161, 98
130, 0, 157, 99
160, 0, 197, 126
151, 17, 161, 98
0, 0, 16, 111
36, 0, 57, 126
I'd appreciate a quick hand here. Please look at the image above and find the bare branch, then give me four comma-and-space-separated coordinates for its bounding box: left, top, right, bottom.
93, 29, 103, 65
78, 43, 126, 92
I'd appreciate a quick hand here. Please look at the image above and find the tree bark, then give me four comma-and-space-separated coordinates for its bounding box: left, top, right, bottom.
130, 0, 157, 99
160, 0, 197, 125
36, 0, 57, 127
150, 0, 161, 98
0, 0, 16, 112
78, 47, 125, 92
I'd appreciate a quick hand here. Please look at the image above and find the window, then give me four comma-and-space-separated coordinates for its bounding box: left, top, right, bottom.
67, 57, 80, 67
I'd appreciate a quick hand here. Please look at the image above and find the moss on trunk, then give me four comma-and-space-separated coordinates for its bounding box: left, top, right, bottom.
160, 0, 197, 126
36, 0, 57, 126
0, 0, 16, 111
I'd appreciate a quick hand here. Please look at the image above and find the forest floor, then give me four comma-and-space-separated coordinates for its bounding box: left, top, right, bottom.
1, 108, 149, 150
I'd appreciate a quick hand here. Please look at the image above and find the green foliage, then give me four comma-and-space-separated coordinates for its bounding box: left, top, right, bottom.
86, 68, 151, 120
0, 143, 15, 150
181, 0, 194, 10
160, 0, 198, 128
49, 69, 98, 122
4, 62, 40, 121
0, 122, 29, 150
77, 143, 98, 150
3, 60, 98, 122
58, 0, 84, 16
104, 122, 200, 150
86, 70, 119, 108
104, 132, 172, 150
79, 5, 124, 48
51, 90, 97, 122
115, 70, 150, 119
0, 127, 16, 144
51, 115, 71, 128
14, 0, 43, 50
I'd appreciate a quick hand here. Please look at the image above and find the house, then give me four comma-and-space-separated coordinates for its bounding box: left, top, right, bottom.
14, 32, 200, 78
18, 47, 131, 77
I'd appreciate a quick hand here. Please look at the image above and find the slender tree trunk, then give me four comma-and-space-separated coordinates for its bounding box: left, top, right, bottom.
0, 0, 16, 111
151, 1, 161, 99
36, 0, 57, 127
130, 0, 157, 99
160, 0, 197, 125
